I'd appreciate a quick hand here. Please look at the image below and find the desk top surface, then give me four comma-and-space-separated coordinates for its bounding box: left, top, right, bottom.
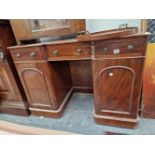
8, 32, 150, 50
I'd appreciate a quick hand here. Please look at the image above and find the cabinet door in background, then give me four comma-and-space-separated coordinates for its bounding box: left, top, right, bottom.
0, 62, 23, 101
10, 19, 86, 42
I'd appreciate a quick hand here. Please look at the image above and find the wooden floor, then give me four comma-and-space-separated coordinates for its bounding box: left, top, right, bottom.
0, 130, 16, 135
0, 121, 78, 135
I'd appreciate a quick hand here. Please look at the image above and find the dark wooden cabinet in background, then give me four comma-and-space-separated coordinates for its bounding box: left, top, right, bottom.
0, 62, 21, 101
142, 44, 155, 118
10, 19, 85, 43
0, 20, 29, 115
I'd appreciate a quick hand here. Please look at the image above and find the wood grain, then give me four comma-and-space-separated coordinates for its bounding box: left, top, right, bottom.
0, 20, 29, 115
11, 46, 44, 61
46, 42, 91, 61
10, 19, 86, 42
69, 60, 93, 93
0, 121, 78, 135
93, 57, 144, 120
77, 27, 138, 42
8, 31, 148, 128
142, 43, 155, 118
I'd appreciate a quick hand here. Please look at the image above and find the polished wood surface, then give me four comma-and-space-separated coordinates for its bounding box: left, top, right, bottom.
11, 46, 44, 61
142, 44, 155, 118
16, 62, 55, 110
69, 60, 93, 93
14, 60, 72, 117
92, 35, 148, 128
46, 61, 72, 108
0, 120, 78, 135
10, 19, 86, 42
46, 42, 91, 61
0, 62, 23, 101
94, 114, 137, 128
0, 20, 29, 115
8, 32, 149, 49
94, 37, 147, 56
77, 27, 138, 42
93, 58, 144, 119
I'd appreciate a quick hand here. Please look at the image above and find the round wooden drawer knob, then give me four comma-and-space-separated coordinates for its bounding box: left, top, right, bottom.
16, 53, 21, 58
30, 52, 36, 57
103, 47, 108, 51
75, 48, 83, 55
128, 44, 134, 50
52, 50, 59, 56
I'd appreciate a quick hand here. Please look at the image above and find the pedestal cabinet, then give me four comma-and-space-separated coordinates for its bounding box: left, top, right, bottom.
0, 20, 29, 115
92, 36, 148, 128
10, 46, 72, 117
93, 58, 145, 128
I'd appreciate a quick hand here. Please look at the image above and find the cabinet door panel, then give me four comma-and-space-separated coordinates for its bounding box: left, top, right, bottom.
93, 58, 144, 118
16, 63, 53, 109
10, 19, 85, 41
0, 62, 22, 101
98, 66, 135, 114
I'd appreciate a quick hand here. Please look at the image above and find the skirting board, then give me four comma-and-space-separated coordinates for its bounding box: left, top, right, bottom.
93, 112, 138, 128
0, 100, 29, 116
29, 88, 73, 118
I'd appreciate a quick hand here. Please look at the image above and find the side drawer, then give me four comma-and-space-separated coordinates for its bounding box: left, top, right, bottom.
46, 42, 91, 60
10, 47, 44, 61
94, 37, 147, 56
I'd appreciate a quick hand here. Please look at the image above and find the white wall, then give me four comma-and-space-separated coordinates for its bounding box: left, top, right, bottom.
86, 19, 141, 33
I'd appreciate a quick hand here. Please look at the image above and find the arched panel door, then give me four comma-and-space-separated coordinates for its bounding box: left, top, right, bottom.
93, 58, 144, 117
98, 66, 135, 115
17, 63, 53, 110
0, 62, 22, 101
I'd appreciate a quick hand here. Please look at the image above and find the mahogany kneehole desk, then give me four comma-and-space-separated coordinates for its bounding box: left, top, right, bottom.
9, 32, 149, 128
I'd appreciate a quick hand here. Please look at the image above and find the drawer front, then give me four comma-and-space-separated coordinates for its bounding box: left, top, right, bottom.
95, 37, 147, 56
11, 47, 44, 61
46, 43, 91, 59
